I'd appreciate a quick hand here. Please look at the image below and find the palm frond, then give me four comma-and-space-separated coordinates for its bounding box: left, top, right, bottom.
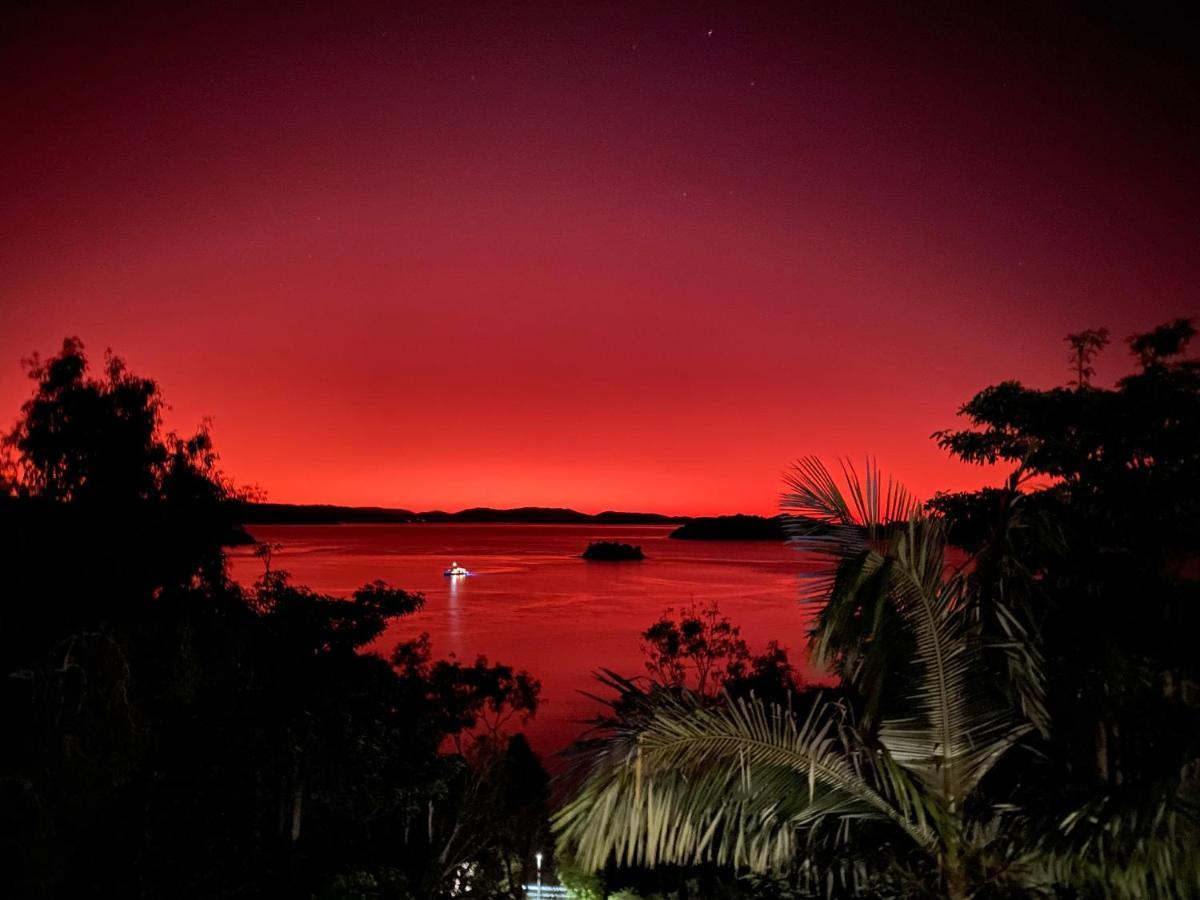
876, 517, 1033, 809
1037, 770, 1200, 899
554, 692, 933, 871
781, 456, 918, 532
990, 594, 1050, 738
782, 457, 921, 666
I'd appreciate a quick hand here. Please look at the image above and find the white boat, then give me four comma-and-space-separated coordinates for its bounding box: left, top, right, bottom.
443, 561, 469, 577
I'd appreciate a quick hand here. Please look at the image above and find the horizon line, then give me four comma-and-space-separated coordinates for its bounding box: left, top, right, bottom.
242, 499, 781, 519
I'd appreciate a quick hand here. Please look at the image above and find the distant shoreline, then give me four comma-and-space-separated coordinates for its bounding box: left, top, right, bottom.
234, 503, 790, 539
233, 502, 685, 526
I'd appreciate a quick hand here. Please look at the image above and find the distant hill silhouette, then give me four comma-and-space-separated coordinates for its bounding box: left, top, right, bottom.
669, 514, 788, 540
234, 503, 683, 526
235, 502, 416, 524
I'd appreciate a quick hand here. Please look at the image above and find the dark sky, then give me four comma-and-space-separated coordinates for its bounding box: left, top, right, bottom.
2, 1, 1196, 513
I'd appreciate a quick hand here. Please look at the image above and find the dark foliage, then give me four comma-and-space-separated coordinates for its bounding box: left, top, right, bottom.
931, 318, 1200, 890
0, 338, 549, 899
559, 603, 811, 899
556, 319, 1200, 897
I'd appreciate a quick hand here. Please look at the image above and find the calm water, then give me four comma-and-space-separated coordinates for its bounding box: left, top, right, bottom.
228, 524, 817, 756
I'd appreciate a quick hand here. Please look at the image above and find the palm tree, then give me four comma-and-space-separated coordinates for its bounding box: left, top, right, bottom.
554, 459, 1041, 898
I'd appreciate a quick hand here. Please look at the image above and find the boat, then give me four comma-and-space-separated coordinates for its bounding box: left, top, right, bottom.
443, 561, 469, 577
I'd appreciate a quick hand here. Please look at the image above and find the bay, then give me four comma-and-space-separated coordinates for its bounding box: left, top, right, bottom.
228, 523, 818, 756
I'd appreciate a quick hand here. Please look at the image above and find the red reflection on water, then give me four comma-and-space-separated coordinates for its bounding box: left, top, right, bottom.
228, 523, 823, 758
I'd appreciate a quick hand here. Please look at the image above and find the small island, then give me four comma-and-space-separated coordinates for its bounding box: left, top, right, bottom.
581, 541, 645, 561
669, 514, 788, 541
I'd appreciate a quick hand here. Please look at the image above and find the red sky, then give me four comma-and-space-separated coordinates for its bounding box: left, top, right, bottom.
2, 2, 1196, 515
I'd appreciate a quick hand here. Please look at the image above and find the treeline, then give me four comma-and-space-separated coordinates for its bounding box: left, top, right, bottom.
0, 339, 548, 899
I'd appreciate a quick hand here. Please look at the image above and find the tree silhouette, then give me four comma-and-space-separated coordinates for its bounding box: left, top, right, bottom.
557, 321, 1200, 897
640, 600, 751, 696
1064, 326, 1110, 388
0, 337, 550, 899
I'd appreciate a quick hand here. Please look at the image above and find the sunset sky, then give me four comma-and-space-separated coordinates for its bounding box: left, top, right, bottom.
2, 2, 1196, 515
